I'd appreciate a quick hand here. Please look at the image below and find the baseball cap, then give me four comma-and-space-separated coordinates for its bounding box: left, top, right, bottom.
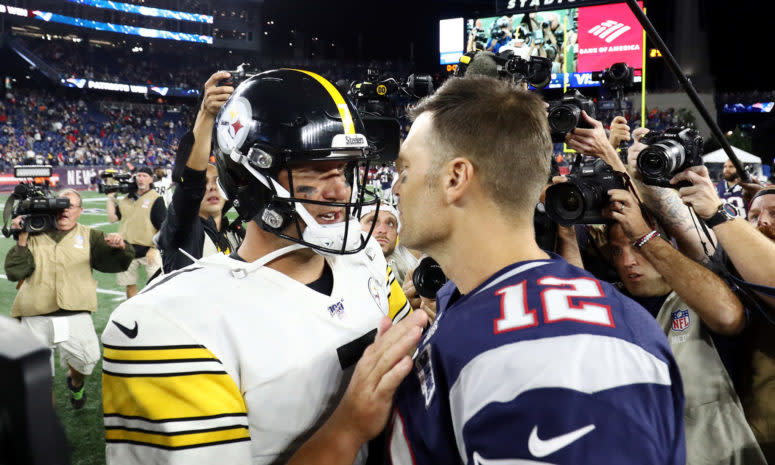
136, 167, 153, 176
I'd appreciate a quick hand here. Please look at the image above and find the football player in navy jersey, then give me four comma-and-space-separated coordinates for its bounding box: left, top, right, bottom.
290, 76, 686, 465
717, 159, 746, 215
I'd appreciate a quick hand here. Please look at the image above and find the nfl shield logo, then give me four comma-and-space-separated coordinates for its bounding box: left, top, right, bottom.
671, 309, 690, 332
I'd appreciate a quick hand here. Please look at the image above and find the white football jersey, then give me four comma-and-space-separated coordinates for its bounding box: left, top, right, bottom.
102, 239, 399, 465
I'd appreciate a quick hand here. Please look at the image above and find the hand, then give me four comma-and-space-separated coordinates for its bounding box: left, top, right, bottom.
402, 268, 421, 310
608, 115, 631, 148
107, 192, 116, 199
419, 298, 437, 323
200, 71, 234, 118
670, 165, 722, 219
11, 215, 24, 231
604, 189, 652, 241
565, 111, 618, 164
626, 127, 651, 180
104, 233, 126, 250
326, 311, 428, 446
740, 179, 765, 207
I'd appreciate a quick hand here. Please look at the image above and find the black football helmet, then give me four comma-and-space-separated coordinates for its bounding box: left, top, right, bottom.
214, 68, 380, 255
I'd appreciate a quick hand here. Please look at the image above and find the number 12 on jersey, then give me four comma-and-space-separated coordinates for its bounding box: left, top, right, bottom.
494, 276, 614, 333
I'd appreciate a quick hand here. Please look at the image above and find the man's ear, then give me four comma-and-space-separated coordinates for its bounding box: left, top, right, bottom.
443, 157, 474, 204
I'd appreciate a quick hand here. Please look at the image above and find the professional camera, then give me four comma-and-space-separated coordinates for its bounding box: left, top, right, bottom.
544, 158, 625, 225
217, 63, 259, 88
98, 170, 137, 195
412, 257, 448, 300
637, 126, 704, 188
593, 62, 634, 90
1, 167, 69, 237
501, 53, 552, 88
547, 89, 596, 143
348, 73, 433, 102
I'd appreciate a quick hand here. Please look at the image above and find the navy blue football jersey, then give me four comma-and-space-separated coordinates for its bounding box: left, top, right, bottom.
717, 180, 746, 216
389, 256, 685, 465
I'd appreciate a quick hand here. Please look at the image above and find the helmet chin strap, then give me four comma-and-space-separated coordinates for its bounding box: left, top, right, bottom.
239, 156, 364, 254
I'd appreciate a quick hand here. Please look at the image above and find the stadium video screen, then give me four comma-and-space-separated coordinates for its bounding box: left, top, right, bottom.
464, 1, 644, 87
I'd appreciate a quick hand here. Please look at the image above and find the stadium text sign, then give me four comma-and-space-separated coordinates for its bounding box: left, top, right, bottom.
497, 0, 618, 14
0, 4, 29, 16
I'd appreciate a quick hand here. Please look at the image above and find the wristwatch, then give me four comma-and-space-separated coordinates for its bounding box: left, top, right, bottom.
704, 202, 738, 228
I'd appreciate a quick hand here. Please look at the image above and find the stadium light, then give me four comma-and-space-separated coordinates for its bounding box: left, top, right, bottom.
14, 165, 53, 178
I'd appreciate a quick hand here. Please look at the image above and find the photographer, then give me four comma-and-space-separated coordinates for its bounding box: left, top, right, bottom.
156, 71, 243, 273
4, 189, 134, 409
603, 188, 764, 464
106, 166, 166, 298
626, 131, 775, 460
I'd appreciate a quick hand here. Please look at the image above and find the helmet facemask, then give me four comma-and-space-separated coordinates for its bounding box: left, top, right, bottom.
238, 146, 380, 255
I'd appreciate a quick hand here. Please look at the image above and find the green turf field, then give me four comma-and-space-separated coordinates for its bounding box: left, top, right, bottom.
0, 190, 152, 465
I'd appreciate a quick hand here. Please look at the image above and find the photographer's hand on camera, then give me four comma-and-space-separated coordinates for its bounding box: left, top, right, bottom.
565, 111, 628, 172
11, 215, 28, 246
190, 71, 235, 172
608, 115, 631, 149
670, 165, 722, 220
402, 267, 437, 323
604, 189, 652, 241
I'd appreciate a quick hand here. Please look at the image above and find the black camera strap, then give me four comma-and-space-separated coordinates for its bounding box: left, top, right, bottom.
688, 205, 716, 259
615, 169, 657, 230
1, 192, 22, 238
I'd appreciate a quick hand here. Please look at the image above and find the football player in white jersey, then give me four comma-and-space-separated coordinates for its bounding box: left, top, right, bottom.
101, 69, 411, 465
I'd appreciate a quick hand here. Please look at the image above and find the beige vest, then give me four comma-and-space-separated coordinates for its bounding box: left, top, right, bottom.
11, 223, 98, 317
656, 292, 766, 465
118, 189, 160, 246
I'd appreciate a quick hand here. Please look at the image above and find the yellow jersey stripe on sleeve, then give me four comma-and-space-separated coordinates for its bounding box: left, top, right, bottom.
387, 265, 412, 322
103, 372, 247, 420
105, 425, 250, 450
103, 346, 218, 363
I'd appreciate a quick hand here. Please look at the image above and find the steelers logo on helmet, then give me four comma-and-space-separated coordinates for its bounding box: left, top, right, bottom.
216, 96, 252, 157
213, 68, 381, 256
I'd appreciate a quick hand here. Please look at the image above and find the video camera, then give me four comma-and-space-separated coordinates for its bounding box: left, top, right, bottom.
348, 74, 433, 104
455, 50, 552, 89
2, 166, 69, 237
98, 170, 137, 195
637, 126, 704, 188
547, 89, 596, 143
544, 158, 625, 225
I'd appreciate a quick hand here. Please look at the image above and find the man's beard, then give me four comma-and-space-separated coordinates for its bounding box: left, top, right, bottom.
723, 172, 739, 182
757, 224, 775, 241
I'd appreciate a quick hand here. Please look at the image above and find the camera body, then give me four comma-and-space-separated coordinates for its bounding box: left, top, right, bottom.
99, 171, 137, 195
637, 127, 703, 188
412, 257, 448, 300
11, 183, 70, 235
544, 158, 625, 225
217, 63, 258, 88
547, 89, 596, 143
502, 54, 552, 88
592, 62, 634, 90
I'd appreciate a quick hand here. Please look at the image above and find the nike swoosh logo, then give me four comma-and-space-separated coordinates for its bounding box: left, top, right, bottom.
113, 320, 138, 339
528, 424, 595, 458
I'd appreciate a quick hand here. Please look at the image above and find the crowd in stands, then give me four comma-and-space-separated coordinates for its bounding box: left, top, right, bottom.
0, 91, 192, 172
17, 36, 415, 92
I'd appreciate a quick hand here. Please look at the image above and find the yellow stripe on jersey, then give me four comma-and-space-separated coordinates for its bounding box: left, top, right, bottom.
387, 265, 411, 322
103, 372, 247, 420
105, 425, 249, 449
103, 346, 217, 362
287, 69, 355, 134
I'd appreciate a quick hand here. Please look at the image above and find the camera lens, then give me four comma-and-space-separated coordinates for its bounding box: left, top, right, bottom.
412, 257, 448, 300
545, 182, 585, 225
27, 215, 47, 233
548, 104, 581, 134
637, 140, 685, 179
